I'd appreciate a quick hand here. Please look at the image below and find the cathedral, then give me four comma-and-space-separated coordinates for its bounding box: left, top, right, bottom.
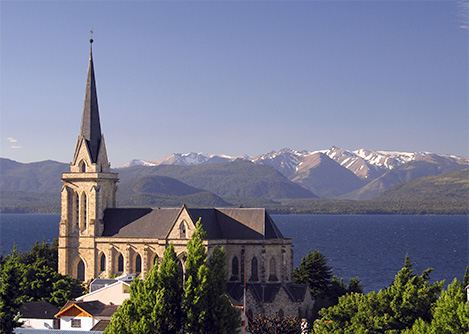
58, 40, 313, 318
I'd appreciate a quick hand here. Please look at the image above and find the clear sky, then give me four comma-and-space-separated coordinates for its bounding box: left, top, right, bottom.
1, 1, 468, 167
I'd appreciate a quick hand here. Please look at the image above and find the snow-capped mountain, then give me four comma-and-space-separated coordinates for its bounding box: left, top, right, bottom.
118, 148, 468, 199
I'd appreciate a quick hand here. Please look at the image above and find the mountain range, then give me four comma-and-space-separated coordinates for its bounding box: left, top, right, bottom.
1, 147, 467, 213
119, 147, 468, 199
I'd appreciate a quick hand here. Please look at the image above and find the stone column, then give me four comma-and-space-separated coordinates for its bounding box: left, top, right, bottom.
107, 245, 114, 278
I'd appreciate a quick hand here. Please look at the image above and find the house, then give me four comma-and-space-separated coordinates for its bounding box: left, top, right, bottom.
54, 300, 118, 331
75, 280, 130, 305
18, 301, 59, 330
57, 38, 314, 319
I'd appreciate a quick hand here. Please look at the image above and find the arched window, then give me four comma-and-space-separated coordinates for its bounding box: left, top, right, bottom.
100, 253, 106, 272
83, 194, 87, 230
180, 221, 187, 238
269, 257, 278, 281
75, 193, 79, 227
80, 160, 86, 172
153, 255, 159, 266
177, 259, 184, 282
278, 309, 284, 318
135, 254, 142, 273
250, 257, 258, 282
117, 254, 124, 273
230, 256, 239, 281
247, 309, 253, 321
77, 259, 85, 281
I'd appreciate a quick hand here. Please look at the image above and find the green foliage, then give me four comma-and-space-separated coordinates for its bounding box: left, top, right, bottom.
403, 278, 469, 334
105, 243, 183, 334
313, 256, 445, 333
0, 254, 23, 334
204, 246, 241, 334
0, 241, 84, 309
293, 250, 333, 297
247, 314, 302, 334
184, 218, 209, 334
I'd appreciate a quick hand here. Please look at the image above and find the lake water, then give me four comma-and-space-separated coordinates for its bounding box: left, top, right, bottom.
0, 213, 467, 292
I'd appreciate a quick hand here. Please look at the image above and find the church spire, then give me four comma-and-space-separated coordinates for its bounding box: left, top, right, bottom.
79, 35, 102, 163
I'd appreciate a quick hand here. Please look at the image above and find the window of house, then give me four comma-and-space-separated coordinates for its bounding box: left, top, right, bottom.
269, 257, 278, 281
135, 254, 142, 273
77, 260, 85, 281
117, 254, 124, 273
100, 253, 106, 272
230, 256, 239, 281
180, 221, 187, 238
71, 318, 81, 328
250, 257, 258, 282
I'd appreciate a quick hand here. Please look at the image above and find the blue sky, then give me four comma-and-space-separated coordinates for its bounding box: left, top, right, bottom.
1, 1, 468, 167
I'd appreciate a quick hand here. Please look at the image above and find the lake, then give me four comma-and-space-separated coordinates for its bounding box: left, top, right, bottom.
0, 213, 467, 292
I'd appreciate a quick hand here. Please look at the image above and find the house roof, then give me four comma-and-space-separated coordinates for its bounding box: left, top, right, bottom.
55, 300, 118, 320
19, 301, 59, 320
90, 320, 110, 331
77, 280, 130, 299
102, 206, 284, 240
14, 329, 103, 334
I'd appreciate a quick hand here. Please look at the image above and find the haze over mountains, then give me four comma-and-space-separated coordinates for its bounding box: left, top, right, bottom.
1, 147, 467, 213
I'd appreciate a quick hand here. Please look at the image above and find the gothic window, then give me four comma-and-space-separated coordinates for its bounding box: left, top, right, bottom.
75, 193, 79, 227
250, 257, 258, 282
153, 255, 159, 266
180, 221, 187, 238
100, 253, 106, 272
278, 309, 284, 318
177, 259, 184, 282
83, 194, 87, 230
230, 256, 239, 281
117, 254, 124, 273
77, 259, 85, 281
247, 309, 253, 321
269, 257, 278, 281
135, 254, 142, 273
80, 160, 86, 172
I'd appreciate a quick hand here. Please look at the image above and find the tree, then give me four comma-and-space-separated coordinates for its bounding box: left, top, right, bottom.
313, 255, 444, 333
403, 278, 469, 334
0, 253, 23, 334
184, 218, 209, 334
293, 250, 332, 297
104, 243, 183, 334
204, 246, 241, 334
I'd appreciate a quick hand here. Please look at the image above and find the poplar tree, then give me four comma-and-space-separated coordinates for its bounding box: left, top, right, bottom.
104, 243, 183, 334
204, 246, 241, 334
184, 218, 209, 334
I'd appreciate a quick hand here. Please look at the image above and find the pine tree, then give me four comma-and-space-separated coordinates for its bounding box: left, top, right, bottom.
204, 246, 241, 334
153, 243, 183, 333
293, 249, 332, 296
184, 218, 209, 334
0, 253, 23, 334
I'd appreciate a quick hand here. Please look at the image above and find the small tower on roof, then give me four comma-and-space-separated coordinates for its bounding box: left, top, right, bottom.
58, 36, 119, 280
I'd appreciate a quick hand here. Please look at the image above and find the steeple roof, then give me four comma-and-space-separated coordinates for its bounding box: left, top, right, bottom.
79, 40, 102, 163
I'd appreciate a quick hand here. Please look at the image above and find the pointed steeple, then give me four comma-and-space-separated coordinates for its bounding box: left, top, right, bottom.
79, 37, 102, 163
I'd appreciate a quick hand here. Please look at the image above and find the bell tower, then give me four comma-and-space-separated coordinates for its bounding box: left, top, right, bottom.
58, 37, 119, 281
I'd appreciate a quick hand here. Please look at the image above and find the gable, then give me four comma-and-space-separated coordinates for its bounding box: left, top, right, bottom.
55, 304, 93, 318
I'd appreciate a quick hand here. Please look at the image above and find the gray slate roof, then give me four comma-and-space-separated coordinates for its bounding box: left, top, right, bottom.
102, 207, 284, 240
15, 330, 103, 334
78, 45, 102, 163
19, 301, 59, 319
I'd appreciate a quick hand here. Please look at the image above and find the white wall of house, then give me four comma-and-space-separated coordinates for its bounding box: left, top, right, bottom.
60, 316, 97, 331
76, 281, 130, 305
20, 318, 55, 329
